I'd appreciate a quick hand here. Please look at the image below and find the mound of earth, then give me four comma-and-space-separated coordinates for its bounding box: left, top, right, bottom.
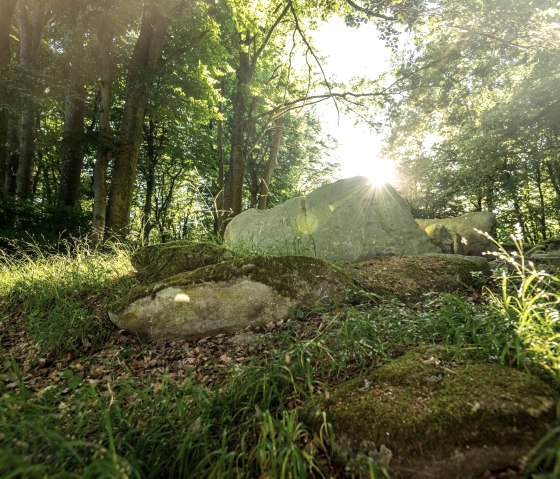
109, 256, 357, 339
346, 254, 489, 300
304, 347, 558, 478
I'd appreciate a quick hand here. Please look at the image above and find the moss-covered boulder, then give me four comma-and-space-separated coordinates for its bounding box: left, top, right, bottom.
131, 241, 236, 283
346, 254, 489, 301
304, 347, 558, 478
109, 256, 357, 339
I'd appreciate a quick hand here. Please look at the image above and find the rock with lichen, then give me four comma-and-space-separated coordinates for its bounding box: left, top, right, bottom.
131, 241, 236, 284
304, 346, 558, 478
416, 212, 496, 256
423, 223, 464, 254
224, 176, 441, 261
109, 255, 357, 339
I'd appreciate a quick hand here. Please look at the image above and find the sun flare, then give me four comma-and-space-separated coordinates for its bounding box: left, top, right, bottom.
364, 159, 397, 187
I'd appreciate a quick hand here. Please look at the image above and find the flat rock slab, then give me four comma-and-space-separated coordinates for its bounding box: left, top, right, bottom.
131, 241, 235, 284
304, 347, 557, 478
109, 256, 356, 339
346, 254, 489, 300
225, 177, 440, 261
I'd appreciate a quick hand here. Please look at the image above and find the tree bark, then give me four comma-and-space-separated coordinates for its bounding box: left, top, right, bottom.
221, 43, 252, 230
258, 115, 284, 210
4, 117, 19, 196
91, 5, 114, 246
57, 84, 85, 207
106, 0, 167, 238
0, 0, 18, 198
57, 16, 87, 208
16, 0, 47, 200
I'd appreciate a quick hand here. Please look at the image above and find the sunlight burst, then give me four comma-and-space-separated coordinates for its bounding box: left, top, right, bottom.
364, 159, 397, 187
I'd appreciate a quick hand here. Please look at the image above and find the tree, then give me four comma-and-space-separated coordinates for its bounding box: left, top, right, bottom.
105, 0, 168, 238
0, 0, 18, 199
381, 0, 560, 239
16, 0, 48, 199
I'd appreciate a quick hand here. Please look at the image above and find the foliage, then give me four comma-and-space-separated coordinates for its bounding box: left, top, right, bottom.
482, 226, 560, 378
383, 0, 560, 241
0, 239, 134, 354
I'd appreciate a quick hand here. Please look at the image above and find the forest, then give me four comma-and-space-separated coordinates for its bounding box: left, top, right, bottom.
1, 0, 560, 478
0, 0, 556, 245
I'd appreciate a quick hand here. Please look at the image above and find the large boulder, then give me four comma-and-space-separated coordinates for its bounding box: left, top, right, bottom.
109, 256, 357, 339
224, 177, 441, 261
131, 241, 236, 284
304, 347, 557, 478
416, 212, 496, 256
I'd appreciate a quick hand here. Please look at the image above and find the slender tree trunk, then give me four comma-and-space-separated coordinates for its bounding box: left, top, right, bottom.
106, 0, 167, 238
0, 0, 18, 198
258, 115, 284, 210
16, 1, 47, 200
535, 163, 547, 241
92, 7, 114, 246
4, 118, 19, 196
140, 118, 163, 245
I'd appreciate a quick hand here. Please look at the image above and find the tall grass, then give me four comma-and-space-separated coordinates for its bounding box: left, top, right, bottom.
0, 239, 135, 354
479, 226, 560, 378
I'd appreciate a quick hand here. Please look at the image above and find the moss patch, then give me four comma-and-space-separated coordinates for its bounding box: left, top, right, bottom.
305, 346, 557, 476
346, 254, 489, 301
111, 255, 358, 315
131, 242, 236, 284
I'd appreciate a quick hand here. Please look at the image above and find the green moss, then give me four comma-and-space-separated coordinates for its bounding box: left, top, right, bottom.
111, 255, 358, 314
307, 346, 557, 464
346, 255, 489, 300
132, 242, 236, 283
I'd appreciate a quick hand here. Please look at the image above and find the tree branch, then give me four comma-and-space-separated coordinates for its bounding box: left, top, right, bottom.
344, 0, 397, 21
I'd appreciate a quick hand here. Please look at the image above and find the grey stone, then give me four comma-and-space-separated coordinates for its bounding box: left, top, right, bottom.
416, 211, 496, 256
224, 177, 441, 261
109, 256, 356, 339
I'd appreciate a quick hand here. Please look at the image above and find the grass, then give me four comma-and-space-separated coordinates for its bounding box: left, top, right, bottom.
0, 234, 559, 477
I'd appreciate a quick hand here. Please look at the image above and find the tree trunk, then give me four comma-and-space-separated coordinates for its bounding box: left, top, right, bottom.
0, 0, 18, 198
140, 118, 163, 245
220, 43, 252, 232
258, 116, 284, 210
58, 83, 85, 207
106, 0, 167, 238
4, 118, 19, 196
57, 18, 86, 208
91, 6, 114, 246
16, 0, 47, 200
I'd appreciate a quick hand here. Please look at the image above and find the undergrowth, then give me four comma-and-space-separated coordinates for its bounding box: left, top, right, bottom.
0, 233, 559, 477
0, 239, 135, 355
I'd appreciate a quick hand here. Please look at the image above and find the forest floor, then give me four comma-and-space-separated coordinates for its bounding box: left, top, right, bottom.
0, 245, 558, 478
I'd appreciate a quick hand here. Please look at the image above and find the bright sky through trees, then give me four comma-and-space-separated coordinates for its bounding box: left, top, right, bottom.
312, 18, 394, 184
